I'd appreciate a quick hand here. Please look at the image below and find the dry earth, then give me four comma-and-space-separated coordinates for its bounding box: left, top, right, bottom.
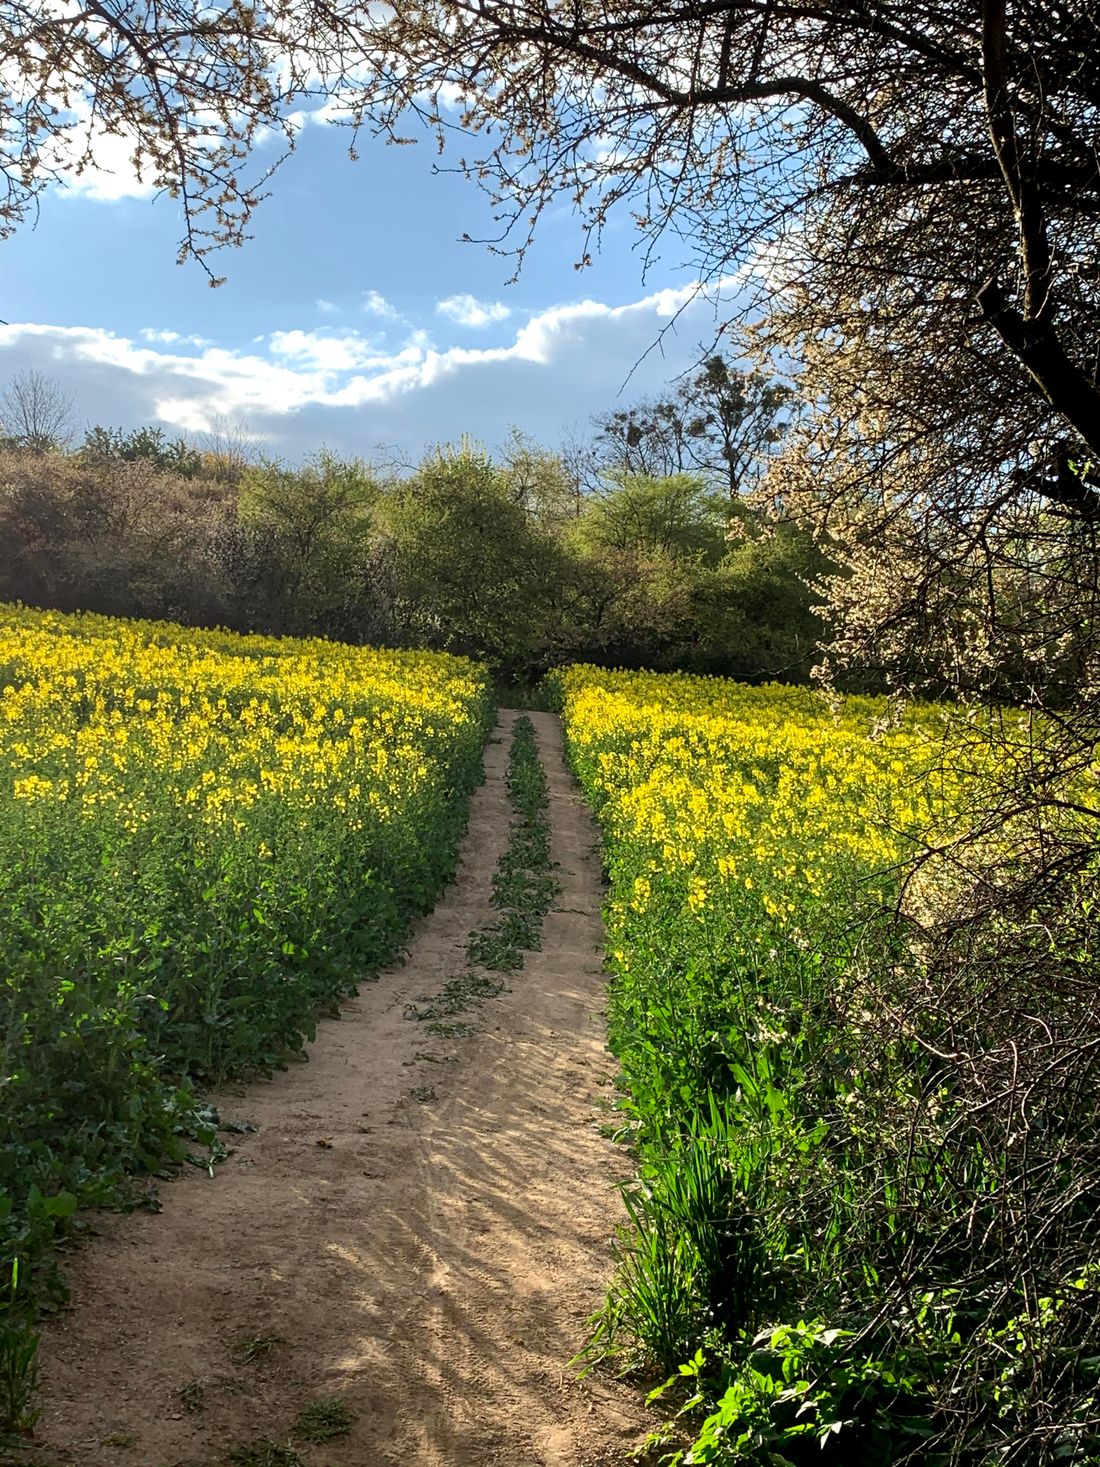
25, 710, 650, 1467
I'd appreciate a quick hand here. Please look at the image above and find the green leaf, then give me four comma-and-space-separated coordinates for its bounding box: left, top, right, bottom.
42, 1191, 78, 1219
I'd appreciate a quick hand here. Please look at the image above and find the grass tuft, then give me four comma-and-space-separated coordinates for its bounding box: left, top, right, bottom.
465, 716, 558, 974
226, 1441, 305, 1467
403, 718, 556, 1055
293, 1397, 357, 1443
230, 1332, 285, 1366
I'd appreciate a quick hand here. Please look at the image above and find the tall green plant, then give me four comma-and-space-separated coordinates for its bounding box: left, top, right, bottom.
0, 1261, 40, 1441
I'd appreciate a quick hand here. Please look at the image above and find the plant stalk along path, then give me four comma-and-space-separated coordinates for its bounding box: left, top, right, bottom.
30, 712, 647, 1467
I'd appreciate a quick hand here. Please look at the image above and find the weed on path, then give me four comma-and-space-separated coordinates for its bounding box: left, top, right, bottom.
403, 716, 559, 1083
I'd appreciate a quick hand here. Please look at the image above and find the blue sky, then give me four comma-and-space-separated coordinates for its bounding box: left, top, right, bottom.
0, 107, 750, 463
0, 109, 744, 466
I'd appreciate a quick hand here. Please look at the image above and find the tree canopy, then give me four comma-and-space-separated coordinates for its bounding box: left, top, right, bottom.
0, 368, 74, 452
583, 357, 793, 499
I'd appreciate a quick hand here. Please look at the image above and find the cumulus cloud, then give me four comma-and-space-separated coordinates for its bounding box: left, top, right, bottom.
267, 328, 391, 373
436, 293, 512, 328
38, 90, 220, 204
0, 274, 744, 457
48, 113, 158, 203
362, 290, 402, 320
140, 328, 211, 347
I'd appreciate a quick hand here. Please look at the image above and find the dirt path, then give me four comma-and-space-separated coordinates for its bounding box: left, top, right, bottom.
29, 711, 648, 1467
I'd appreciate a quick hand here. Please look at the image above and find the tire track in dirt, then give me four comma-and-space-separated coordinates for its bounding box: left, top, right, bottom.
29, 710, 647, 1467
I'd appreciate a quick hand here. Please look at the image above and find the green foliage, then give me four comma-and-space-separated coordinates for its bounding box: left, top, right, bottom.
403, 972, 508, 1025
572, 474, 728, 565
584, 1097, 778, 1375
81, 425, 205, 478
383, 443, 574, 669
178, 1378, 208, 1414
292, 1397, 357, 1442
236, 451, 384, 639
556, 475, 828, 683
500, 427, 583, 530
0, 610, 492, 1424
230, 1333, 286, 1366
0, 1261, 40, 1443
465, 716, 558, 970
226, 1440, 306, 1467
0, 398, 832, 686
647, 1324, 932, 1466
690, 517, 828, 682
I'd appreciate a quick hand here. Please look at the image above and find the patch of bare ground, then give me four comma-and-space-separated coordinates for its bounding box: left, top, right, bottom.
26, 710, 648, 1467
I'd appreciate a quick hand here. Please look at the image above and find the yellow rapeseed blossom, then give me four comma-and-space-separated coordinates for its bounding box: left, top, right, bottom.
557, 664, 959, 950
0, 604, 486, 835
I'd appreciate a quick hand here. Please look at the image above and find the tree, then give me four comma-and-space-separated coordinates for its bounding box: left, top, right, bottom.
319, 8, 1100, 1456
574, 472, 727, 563
499, 429, 583, 530
560, 472, 826, 677
332, 2, 1097, 510
235, 451, 386, 637
10, 3, 1098, 501
10, 2, 1100, 1452
0, 0, 323, 276
81, 425, 204, 477
0, 438, 235, 620
0, 370, 74, 453
695, 509, 829, 681
200, 415, 257, 480
382, 442, 567, 668
587, 356, 793, 499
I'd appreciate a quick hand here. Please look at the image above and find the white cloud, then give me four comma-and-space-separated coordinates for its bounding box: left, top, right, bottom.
50, 114, 158, 203
284, 91, 365, 134
362, 290, 401, 320
316, 299, 339, 314
436, 293, 512, 328
268, 329, 389, 373
0, 274, 745, 454
38, 90, 222, 204
140, 328, 211, 347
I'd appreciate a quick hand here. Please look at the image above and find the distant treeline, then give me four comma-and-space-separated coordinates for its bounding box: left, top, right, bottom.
0, 362, 831, 684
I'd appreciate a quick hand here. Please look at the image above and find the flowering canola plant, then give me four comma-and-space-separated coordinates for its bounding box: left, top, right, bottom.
0, 604, 490, 1278
558, 665, 948, 971
555, 664, 967, 1403
564, 668, 1088, 1461
1, 606, 485, 831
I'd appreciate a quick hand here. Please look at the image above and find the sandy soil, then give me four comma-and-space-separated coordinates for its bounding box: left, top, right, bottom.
26, 711, 649, 1467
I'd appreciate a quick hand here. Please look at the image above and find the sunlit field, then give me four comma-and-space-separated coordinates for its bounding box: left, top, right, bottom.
556, 665, 987, 1459
0, 605, 491, 1289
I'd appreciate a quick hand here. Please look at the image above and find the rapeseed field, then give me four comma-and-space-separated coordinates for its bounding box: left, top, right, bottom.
0, 604, 491, 1297
557, 665, 973, 1461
